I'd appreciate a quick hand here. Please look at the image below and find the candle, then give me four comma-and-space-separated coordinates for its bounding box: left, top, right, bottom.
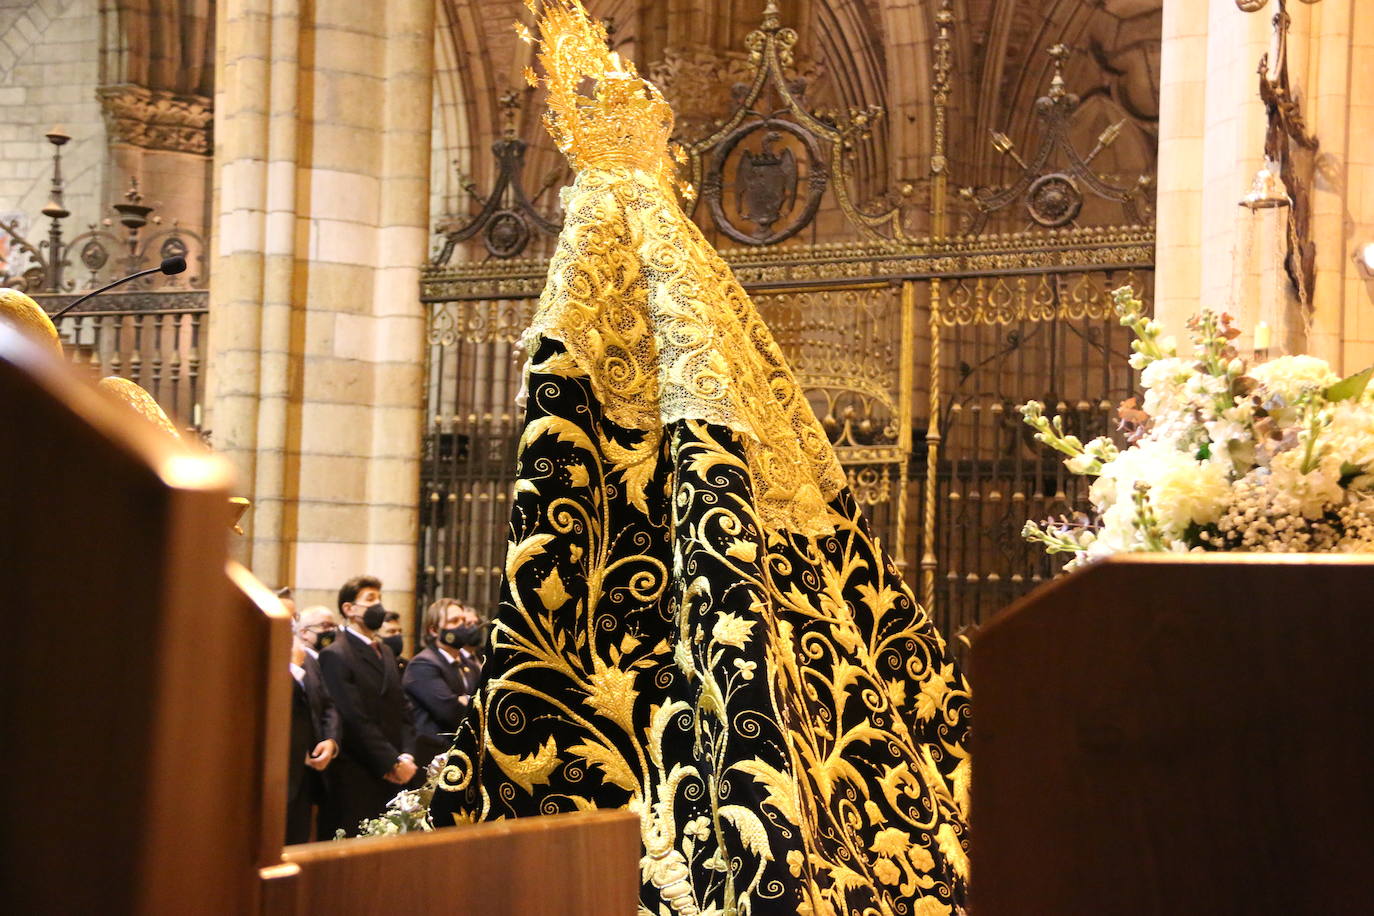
1254, 321, 1271, 351
193, 403, 202, 427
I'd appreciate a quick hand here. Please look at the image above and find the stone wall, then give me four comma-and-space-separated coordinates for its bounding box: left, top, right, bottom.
1156, 0, 1374, 373
0, 0, 108, 252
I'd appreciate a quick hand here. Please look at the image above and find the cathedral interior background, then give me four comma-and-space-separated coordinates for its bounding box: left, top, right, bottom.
6, 0, 1372, 648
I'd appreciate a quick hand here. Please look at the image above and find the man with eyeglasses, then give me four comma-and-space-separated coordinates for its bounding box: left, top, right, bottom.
287, 605, 341, 843
296, 605, 339, 658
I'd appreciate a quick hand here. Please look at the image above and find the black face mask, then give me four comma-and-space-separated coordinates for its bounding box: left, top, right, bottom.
440, 625, 484, 649
360, 603, 387, 631
313, 629, 338, 650
380, 634, 404, 658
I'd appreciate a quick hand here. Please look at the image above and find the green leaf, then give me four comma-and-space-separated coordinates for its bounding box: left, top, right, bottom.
1324, 366, 1373, 402
1339, 462, 1364, 487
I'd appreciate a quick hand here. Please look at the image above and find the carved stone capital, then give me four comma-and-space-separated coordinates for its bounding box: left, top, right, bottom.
98, 85, 213, 155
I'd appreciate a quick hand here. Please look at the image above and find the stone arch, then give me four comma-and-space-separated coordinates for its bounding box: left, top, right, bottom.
876, 0, 934, 195
943, 0, 1159, 229
107, 0, 215, 96
95, 0, 216, 241
813, 0, 890, 209
431, 0, 571, 247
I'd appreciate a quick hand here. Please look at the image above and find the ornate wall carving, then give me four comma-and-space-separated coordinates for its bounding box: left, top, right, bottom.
647, 47, 762, 137
950, 0, 1161, 232
99, 85, 213, 155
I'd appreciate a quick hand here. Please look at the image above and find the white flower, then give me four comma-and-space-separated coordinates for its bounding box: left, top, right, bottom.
1324, 402, 1374, 474
1092, 441, 1229, 537
1139, 357, 1193, 392
1205, 403, 1254, 444
1089, 440, 1174, 510
1268, 450, 1344, 519
1148, 455, 1231, 533
1184, 371, 1229, 403
1139, 357, 1196, 417
1205, 403, 1257, 474
1249, 355, 1338, 403
1091, 499, 1140, 553
1065, 452, 1097, 475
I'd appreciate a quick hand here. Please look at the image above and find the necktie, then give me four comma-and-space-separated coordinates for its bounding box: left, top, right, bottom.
371, 638, 383, 658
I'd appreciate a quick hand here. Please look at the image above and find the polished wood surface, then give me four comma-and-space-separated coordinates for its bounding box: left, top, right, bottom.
268, 809, 640, 915
231, 563, 295, 869
970, 553, 1374, 916
2, 324, 283, 913
3, 326, 642, 914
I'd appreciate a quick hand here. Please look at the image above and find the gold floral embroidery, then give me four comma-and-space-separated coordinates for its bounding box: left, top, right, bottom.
433, 351, 972, 912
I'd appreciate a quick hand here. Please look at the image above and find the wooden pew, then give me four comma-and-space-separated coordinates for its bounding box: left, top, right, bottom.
1, 323, 638, 914
265, 810, 638, 913
970, 553, 1374, 915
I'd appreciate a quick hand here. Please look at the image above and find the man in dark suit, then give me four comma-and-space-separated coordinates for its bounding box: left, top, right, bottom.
317, 575, 418, 837
378, 610, 408, 674
286, 628, 341, 844
403, 598, 484, 767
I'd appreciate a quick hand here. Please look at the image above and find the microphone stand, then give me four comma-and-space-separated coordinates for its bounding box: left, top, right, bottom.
49, 256, 188, 320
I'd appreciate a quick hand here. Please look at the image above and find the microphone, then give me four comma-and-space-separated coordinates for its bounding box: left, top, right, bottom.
49, 256, 188, 320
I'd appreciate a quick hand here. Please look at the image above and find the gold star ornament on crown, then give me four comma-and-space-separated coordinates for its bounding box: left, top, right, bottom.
517, 0, 694, 200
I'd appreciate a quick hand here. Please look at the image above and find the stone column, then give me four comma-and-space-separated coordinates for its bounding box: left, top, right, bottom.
1153, 0, 1209, 338
207, 0, 436, 621
1308, 0, 1374, 371
1155, 0, 1271, 345
1156, 0, 1374, 369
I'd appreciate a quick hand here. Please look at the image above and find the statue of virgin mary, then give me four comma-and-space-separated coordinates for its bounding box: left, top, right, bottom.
430, 4, 971, 913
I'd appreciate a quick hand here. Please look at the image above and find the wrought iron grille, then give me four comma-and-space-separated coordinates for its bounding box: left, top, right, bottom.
2, 128, 210, 432
418, 299, 534, 614
38, 289, 209, 429
919, 268, 1151, 650
417, 0, 1158, 640
753, 283, 913, 566
416, 283, 918, 615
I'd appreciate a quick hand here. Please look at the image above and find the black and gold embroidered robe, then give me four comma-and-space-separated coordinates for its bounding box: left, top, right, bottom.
431, 158, 971, 916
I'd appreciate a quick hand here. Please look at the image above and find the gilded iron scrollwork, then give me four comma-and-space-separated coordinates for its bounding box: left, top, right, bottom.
431, 93, 563, 264
677, 0, 899, 244
960, 45, 1149, 235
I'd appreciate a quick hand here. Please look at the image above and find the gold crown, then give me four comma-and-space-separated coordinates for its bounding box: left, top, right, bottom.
518, 0, 691, 195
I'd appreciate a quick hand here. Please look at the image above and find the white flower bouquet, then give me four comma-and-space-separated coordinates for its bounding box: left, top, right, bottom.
1021, 287, 1374, 568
